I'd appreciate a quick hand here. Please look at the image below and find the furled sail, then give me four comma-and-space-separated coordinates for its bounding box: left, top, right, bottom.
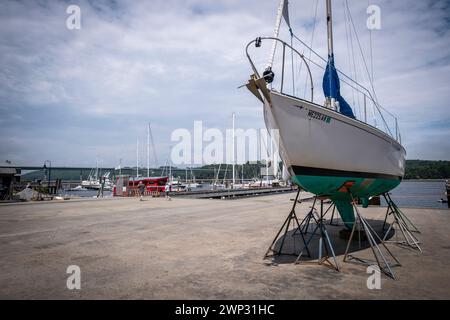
266, 0, 291, 71
322, 54, 356, 118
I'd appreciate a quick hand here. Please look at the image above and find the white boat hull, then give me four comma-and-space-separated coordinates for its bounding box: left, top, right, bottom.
265, 91, 405, 179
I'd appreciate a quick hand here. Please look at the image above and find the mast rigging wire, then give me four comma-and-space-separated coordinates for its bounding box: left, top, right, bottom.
261, 1, 398, 139
290, 32, 394, 134
345, 0, 391, 134
303, 0, 319, 99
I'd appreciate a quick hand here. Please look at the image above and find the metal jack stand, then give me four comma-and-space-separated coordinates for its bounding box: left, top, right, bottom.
325, 202, 340, 226
264, 189, 311, 259
295, 197, 340, 271
295, 197, 317, 235
382, 193, 421, 252
343, 193, 401, 279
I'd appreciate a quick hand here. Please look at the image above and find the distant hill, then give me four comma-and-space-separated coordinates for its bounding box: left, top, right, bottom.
20, 160, 450, 181
404, 160, 450, 180
21, 168, 95, 182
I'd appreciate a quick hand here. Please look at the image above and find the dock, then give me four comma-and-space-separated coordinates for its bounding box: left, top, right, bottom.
170, 186, 298, 199
0, 193, 449, 299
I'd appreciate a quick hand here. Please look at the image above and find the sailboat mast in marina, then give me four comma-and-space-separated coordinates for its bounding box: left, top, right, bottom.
232, 112, 236, 189
147, 123, 150, 178
136, 136, 139, 178
244, 0, 406, 227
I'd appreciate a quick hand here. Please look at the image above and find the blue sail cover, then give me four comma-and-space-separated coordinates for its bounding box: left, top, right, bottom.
322, 55, 355, 118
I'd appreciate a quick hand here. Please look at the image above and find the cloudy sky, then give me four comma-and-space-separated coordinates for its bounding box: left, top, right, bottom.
0, 0, 449, 167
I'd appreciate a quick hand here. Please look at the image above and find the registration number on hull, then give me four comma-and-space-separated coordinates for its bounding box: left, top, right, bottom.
308, 110, 331, 123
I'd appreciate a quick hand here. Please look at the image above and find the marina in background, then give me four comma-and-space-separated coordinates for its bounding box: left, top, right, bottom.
1, 161, 449, 207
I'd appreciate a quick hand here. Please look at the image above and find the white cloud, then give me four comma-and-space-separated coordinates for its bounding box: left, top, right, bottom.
0, 0, 449, 166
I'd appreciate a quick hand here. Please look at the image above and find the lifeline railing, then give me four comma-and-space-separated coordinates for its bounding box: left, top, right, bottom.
246, 37, 314, 103
245, 37, 401, 144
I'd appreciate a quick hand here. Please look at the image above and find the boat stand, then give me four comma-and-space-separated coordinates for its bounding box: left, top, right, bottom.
294, 197, 317, 235
264, 189, 311, 259
296, 199, 339, 232
326, 202, 340, 226
343, 193, 401, 279
381, 193, 421, 252
294, 196, 340, 272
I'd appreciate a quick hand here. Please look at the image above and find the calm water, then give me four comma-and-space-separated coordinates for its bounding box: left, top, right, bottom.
382, 180, 448, 209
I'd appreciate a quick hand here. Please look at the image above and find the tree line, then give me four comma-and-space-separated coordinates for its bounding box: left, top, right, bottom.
403, 160, 450, 179
21, 160, 450, 181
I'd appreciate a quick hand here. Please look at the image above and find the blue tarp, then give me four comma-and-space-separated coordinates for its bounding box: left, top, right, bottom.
322, 54, 356, 119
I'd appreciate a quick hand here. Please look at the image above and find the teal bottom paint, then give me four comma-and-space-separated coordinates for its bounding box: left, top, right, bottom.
292, 175, 401, 229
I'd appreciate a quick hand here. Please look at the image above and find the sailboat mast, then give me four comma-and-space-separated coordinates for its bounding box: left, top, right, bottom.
232, 112, 235, 189
136, 136, 139, 178
325, 0, 337, 110
147, 123, 150, 178
266, 143, 269, 186
95, 159, 98, 180
326, 0, 334, 57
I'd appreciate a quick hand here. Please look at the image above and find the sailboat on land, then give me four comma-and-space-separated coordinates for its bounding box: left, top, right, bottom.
244, 0, 405, 227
